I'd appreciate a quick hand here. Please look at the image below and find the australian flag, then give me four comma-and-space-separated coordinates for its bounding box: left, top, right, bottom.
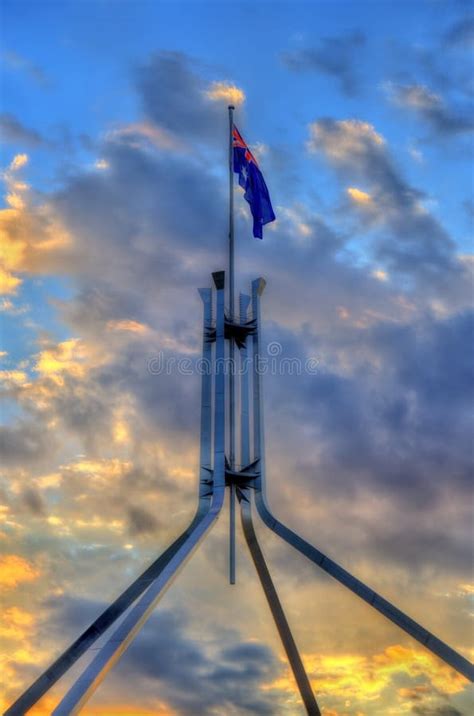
232, 125, 275, 239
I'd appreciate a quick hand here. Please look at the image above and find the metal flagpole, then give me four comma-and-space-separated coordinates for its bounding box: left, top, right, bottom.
228, 104, 236, 584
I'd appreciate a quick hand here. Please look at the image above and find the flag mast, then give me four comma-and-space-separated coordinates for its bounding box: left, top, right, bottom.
228, 104, 236, 584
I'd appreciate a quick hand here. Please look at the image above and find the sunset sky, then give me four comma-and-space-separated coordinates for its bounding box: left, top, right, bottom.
1, 1, 473, 714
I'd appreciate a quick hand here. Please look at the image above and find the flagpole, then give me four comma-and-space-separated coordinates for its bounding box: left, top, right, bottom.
228, 104, 236, 585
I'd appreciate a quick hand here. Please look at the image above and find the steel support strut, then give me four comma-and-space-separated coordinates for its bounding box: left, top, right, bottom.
3, 288, 216, 716
251, 278, 474, 683
240, 492, 321, 715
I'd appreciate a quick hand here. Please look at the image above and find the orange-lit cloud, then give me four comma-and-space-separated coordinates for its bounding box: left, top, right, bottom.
0, 266, 22, 295
0, 554, 40, 589
0, 606, 35, 640
107, 121, 186, 152
106, 319, 150, 334
1, 155, 72, 290
266, 644, 468, 708
372, 268, 388, 282
347, 186, 372, 205
9, 153, 29, 171
205, 80, 245, 106
308, 119, 384, 160
34, 338, 88, 384
0, 369, 29, 386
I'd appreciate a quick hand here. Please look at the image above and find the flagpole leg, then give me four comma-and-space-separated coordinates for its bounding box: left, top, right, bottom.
228, 104, 236, 584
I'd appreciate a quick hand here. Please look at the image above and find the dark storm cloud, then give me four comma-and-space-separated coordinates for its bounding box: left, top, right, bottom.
20, 486, 46, 516
0, 112, 46, 147
281, 31, 366, 96
53, 139, 227, 272
127, 505, 159, 535
263, 310, 473, 573
135, 51, 228, 143
387, 83, 474, 136
412, 706, 463, 716
119, 609, 281, 715
45, 597, 282, 715
0, 420, 56, 467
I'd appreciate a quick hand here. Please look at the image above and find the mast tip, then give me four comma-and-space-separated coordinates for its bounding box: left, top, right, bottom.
212, 271, 225, 290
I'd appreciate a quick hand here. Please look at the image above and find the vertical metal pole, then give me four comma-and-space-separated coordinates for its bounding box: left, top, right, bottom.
252, 278, 267, 496
228, 105, 235, 319
212, 271, 227, 495
228, 104, 236, 584
240, 293, 251, 467
198, 288, 213, 503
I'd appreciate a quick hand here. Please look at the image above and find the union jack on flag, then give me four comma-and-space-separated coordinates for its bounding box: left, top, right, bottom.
232, 125, 275, 239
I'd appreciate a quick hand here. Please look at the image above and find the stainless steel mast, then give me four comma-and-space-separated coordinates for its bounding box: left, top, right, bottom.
228, 104, 237, 585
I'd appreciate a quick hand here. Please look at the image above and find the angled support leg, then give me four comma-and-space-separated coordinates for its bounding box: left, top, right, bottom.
240, 491, 321, 715
52, 272, 228, 715
251, 278, 474, 683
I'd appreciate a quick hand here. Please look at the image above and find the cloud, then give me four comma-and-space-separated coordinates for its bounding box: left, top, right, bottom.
0, 421, 56, 468
1, 50, 50, 88
41, 599, 286, 715
127, 505, 159, 535
135, 51, 243, 145
106, 319, 150, 334
412, 707, 463, 716
0, 554, 40, 589
0, 113, 46, 147
205, 81, 245, 106
19, 487, 46, 517
307, 118, 465, 283
281, 31, 366, 96
444, 17, 474, 49
346, 186, 373, 206
0, 266, 22, 295
106, 120, 187, 153
385, 82, 474, 136
0, 159, 73, 286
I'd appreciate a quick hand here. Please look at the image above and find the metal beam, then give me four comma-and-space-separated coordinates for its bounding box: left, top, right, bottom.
251, 278, 474, 683
240, 293, 251, 467
240, 492, 320, 715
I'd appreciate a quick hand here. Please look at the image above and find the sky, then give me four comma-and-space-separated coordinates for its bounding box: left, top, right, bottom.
0, 0, 473, 714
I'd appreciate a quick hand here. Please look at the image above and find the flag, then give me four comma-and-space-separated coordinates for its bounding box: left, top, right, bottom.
232, 125, 275, 239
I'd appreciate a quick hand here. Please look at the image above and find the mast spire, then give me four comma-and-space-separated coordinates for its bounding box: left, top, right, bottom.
228, 104, 236, 584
